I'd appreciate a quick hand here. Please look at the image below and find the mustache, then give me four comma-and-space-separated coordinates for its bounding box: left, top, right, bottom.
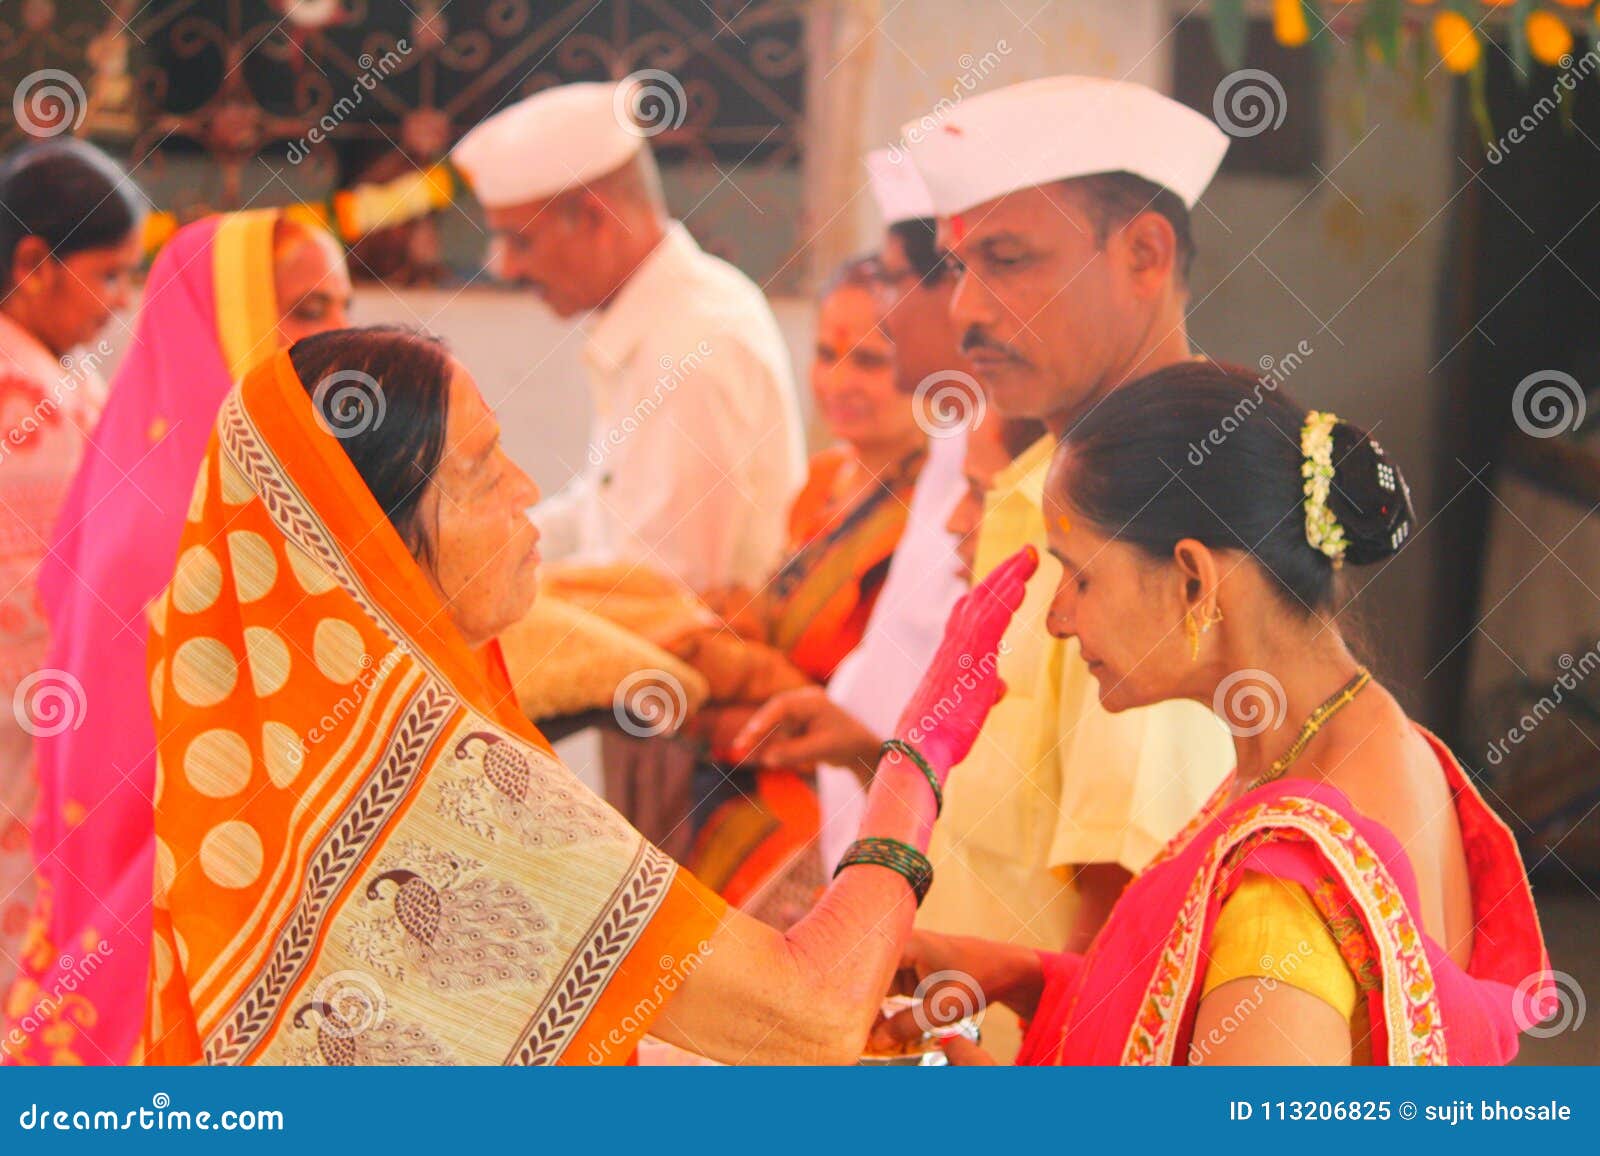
960, 327, 1026, 362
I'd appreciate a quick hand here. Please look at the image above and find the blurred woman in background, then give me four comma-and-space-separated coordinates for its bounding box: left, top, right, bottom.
3, 209, 350, 1065
0, 139, 142, 1008
686, 256, 929, 926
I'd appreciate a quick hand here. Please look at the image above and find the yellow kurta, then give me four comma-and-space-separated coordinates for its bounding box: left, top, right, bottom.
918, 436, 1235, 1059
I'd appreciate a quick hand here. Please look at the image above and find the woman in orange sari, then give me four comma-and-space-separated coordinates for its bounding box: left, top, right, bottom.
877, 363, 1549, 1065
687, 257, 927, 925
0, 140, 141, 1006
141, 325, 1034, 1064
4, 209, 349, 1065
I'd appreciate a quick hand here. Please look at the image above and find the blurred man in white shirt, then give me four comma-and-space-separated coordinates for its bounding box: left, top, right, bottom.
453, 81, 804, 592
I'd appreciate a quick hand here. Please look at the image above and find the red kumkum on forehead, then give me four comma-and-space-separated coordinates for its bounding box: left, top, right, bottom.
949, 213, 967, 245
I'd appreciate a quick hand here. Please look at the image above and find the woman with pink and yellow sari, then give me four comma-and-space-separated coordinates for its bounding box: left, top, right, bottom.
3, 208, 349, 1064
0, 141, 142, 1019
877, 362, 1550, 1066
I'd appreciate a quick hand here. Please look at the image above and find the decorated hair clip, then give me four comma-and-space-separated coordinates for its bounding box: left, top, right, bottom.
1300, 410, 1348, 569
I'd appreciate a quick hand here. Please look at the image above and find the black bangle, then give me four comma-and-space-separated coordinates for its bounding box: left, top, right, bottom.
833, 837, 934, 905
880, 738, 941, 816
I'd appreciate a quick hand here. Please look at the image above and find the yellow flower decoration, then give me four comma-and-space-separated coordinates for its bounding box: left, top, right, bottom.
1527, 10, 1574, 65
1274, 0, 1311, 47
141, 210, 179, 257
1434, 10, 1482, 73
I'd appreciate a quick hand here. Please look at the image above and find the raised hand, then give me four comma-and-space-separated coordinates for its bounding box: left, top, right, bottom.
892, 545, 1036, 777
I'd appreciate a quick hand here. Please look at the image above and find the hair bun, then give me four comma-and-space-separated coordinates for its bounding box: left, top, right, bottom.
1326, 421, 1414, 566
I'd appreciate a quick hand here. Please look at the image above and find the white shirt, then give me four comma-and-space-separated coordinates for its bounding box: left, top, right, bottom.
536, 222, 805, 591
815, 429, 968, 871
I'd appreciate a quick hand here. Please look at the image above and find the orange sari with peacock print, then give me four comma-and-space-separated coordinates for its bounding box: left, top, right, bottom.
140, 351, 724, 1066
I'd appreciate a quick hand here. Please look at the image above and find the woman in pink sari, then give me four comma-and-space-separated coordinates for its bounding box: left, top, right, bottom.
0, 141, 142, 1011
2, 209, 349, 1064
878, 362, 1550, 1065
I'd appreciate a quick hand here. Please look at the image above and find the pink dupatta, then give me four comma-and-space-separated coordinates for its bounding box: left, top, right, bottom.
1017, 729, 1550, 1065
3, 211, 282, 1064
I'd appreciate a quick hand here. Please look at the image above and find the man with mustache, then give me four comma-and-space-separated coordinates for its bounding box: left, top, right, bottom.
901, 77, 1238, 1058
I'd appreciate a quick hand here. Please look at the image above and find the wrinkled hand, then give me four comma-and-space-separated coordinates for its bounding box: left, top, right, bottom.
892, 546, 1036, 777
726, 686, 881, 775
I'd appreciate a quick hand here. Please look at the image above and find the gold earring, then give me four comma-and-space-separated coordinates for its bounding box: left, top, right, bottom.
1184, 609, 1200, 662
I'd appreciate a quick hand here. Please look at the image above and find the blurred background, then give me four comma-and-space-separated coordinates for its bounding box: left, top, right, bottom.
3, 0, 1595, 1060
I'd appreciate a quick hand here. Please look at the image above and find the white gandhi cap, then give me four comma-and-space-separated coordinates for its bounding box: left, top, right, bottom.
902, 75, 1229, 216
865, 147, 936, 225
452, 81, 645, 209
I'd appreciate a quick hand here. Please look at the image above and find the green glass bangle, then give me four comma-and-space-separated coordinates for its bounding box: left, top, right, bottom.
880, 738, 941, 816
833, 836, 934, 905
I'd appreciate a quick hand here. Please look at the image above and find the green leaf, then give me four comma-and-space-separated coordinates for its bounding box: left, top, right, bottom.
1469, 55, 1495, 148
1302, 0, 1334, 64
1211, 0, 1248, 72
1364, 0, 1403, 67
1509, 0, 1533, 87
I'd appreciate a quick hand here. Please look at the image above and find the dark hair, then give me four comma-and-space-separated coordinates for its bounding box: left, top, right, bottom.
0, 139, 143, 289
888, 218, 950, 284
821, 251, 886, 297
288, 326, 453, 570
1064, 171, 1196, 284
1056, 361, 1414, 612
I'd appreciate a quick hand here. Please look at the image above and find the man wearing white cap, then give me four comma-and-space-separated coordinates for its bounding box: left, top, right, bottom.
901, 76, 1237, 1058
452, 80, 805, 593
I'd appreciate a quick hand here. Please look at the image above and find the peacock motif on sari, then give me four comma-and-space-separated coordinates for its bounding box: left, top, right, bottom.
436, 728, 630, 849
345, 843, 556, 992
287, 999, 456, 1066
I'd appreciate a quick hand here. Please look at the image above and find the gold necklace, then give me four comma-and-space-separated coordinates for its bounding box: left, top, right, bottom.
1243, 667, 1372, 792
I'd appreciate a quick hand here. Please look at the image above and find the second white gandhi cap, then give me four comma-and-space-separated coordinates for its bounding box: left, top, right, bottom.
902, 75, 1229, 217
865, 147, 936, 225
452, 81, 644, 209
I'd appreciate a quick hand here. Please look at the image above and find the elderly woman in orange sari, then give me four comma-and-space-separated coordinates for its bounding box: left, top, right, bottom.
0, 140, 142, 1007
4, 209, 349, 1066
141, 324, 1033, 1065
685, 256, 929, 925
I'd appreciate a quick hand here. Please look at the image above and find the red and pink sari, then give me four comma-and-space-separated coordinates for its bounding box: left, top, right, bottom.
1017, 729, 1549, 1065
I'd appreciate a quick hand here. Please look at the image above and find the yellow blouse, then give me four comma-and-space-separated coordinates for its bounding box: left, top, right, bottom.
1201, 872, 1377, 1063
